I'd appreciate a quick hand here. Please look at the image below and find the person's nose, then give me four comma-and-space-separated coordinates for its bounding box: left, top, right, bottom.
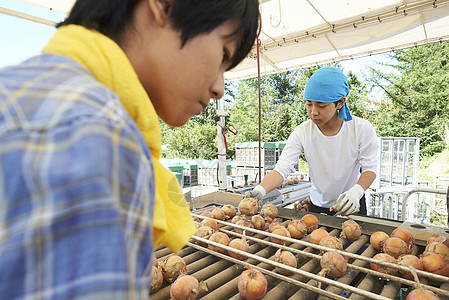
311, 105, 319, 116
210, 71, 224, 100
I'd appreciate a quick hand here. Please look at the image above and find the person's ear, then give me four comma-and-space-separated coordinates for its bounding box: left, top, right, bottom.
148, 0, 172, 27
338, 97, 346, 109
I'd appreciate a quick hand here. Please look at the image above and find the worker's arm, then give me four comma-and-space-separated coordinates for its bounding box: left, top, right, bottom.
245, 170, 284, 200
357, 170, 376, 190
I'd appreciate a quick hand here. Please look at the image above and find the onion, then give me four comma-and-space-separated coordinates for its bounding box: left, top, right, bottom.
238, 267, 267, 300
271, 227, 291, 245
159, 255, 187, 283
195, 226, 214, 246
319, 236, 343, 252
370, 231, 389, 251
274, 249, 297, 276
370, 253, 398, 276
309, 228, 329, 245
222, 205, 237, 219
260, 204, 278, 219
340, 219, 362, 241
239, 198, 259, 216
188, 203, 194, 211
318, 251, 347, 278
208, 232, 230, 254
200, 210, 213, 218
228, 234, 251, 260
231, 215, 247, 224
383, 237, 411, 259
287, 220, 308, 239
397, 255, 424, 280
406, 266, 441, 300
424, 242, 449, 262
149, 265, 163, 294
212, 208, 226, 221
268, 222, 284, 233
427, 235, 449, 247
235, 219, 255, 236
420, 252, 449, 277
251, 215, 266, 231
301, 214, 319, 233
391, 227, 415, 249
170, 275, 199, 300
201, 218, 218, 232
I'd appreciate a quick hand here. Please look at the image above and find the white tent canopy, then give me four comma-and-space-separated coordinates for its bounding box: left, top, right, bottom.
3, 0, 449, 80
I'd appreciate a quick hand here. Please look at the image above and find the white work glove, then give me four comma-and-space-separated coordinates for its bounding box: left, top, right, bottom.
336, 184, 364, 216
244, 185, 266, 205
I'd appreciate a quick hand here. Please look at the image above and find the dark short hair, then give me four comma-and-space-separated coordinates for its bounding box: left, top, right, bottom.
59, 0, 259, 70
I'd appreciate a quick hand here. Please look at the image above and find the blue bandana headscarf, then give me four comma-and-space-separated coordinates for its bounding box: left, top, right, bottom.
304, 67, 352, 121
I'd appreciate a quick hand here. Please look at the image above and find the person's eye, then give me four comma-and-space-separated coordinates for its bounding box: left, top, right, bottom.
223, 49, 230, 63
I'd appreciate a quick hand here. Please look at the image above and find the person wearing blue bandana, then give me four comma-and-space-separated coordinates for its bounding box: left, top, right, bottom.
246, 67, 379, 216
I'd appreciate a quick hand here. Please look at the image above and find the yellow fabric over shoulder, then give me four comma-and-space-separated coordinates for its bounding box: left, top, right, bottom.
42, 25, 196, 253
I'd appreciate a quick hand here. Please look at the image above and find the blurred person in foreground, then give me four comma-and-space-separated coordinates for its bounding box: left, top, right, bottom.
246, 67, 378, 216
0, 0, 259, 298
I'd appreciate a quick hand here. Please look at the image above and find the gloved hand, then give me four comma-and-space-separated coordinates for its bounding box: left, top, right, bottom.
244, 185, 266, 204
336, 184, 364, 216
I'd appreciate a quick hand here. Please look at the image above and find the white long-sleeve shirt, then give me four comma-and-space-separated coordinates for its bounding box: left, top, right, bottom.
274, 116, 379, 208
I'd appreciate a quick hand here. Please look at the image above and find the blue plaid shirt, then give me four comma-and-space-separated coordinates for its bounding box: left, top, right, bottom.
0, 54, 155, 299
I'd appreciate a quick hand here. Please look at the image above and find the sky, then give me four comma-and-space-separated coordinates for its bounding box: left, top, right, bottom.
0, 0, 394, 85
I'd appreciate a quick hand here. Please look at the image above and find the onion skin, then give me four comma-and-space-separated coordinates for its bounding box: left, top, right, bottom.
212, 208, 226, 221
274, 249, 297, 276
208, 232, 230, 254
170, 275, 199, 300
239, 198, 259, 216
222, 205, 237, 219
319, 236, 343, 252
340, 219, 362, 241
149, 265, 163, 294
406, 289, 441, 300
383, 237, 411, 259
371, 253, 398, 276
260, 204, 278, 219
235, 219, 255, 236
301, 214, 319, 233
397, 255, 424, 280
231, 215, 247, 224
251, 215, 266, 231
424, 242, 449, 262
238, 268, 267, 300
287, 220, 308, 239
421, 252, 449, 277
309, 228, 329, 245
201, 218, 219, 232
268, 222, 284, 233
195, 225, 214, 246
427, 235, 449, 247
271, 227, 291, 245
159, 255, 187, 283
228, 237, 251, 260
200, 210, 213, 218
320, 251, 347, 278
391, 227, 415, 249
370, 231, 389, 251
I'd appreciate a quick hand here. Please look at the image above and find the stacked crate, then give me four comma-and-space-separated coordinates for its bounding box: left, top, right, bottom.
183, 163, 198, 186
168, 165, 184, 188
235, 142, 276, 181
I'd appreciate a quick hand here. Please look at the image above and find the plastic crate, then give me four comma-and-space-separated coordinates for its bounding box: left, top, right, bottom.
235, 142, 276, 169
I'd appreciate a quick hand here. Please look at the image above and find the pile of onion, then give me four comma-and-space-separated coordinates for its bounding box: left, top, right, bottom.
370, 231, 390, 251
420, 252, 449, 276
208, 232, 230, 254
319, 236, 343, 253
406, 266, 441, 300
340, 219, 362, 241
228, 233, 251, 260
271, 227, 291, 245
383, 237, 411, 259
222, 205, 237, 219
149, 265, 163, 294
423, 242, 449, 262
287, 220, 308, 239
251, 215, 266, 231
260, 204, 278, 219
170, 275, 202, 300
309, 228, 329, 245
370, 253, 398, 276
391, 227, 415, 250
212, 208, 226, 221
201, 218, 219, 232
318, 251, 347, 278
427, 235, 449, 247
397, 255, 424, 280
274, 249, 297, 276
194, 225, 214, 246
159, 255, 187, 283
235, 219, 255, 236
238, 266, 267, 300
239, 198, 259, 216
301, 214, 319, 233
